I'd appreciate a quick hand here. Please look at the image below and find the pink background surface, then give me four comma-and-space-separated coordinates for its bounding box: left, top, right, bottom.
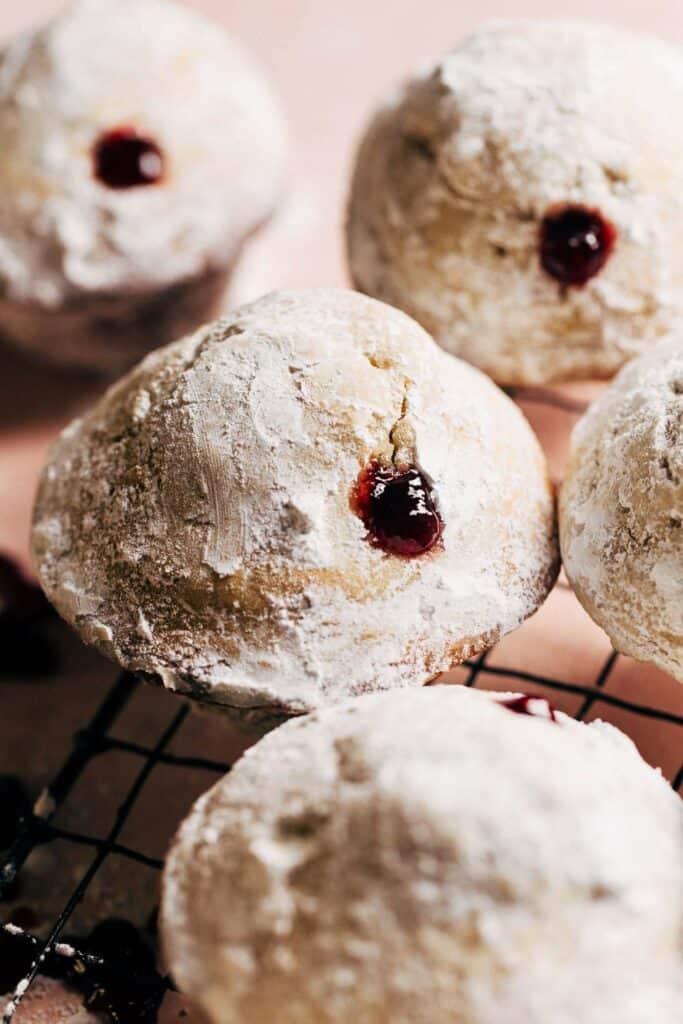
0, 4, 681, 1018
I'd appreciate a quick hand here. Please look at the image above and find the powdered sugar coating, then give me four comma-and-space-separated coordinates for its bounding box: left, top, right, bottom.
161, 685, 683, 1024
32, 289, 557, 723
347, 20, 683, 386
560, 335, 683, 682
0, 0, 287, 371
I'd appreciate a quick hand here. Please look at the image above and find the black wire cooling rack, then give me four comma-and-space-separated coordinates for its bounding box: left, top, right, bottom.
1, 387, 682, 1023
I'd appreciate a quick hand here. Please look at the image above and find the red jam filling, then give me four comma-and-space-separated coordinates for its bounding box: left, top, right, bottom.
93, 128, 164, 190
540, 205, 616, 287
353, 460, 444, 557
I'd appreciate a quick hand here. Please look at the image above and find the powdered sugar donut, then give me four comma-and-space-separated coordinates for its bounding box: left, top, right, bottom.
560, 335, 683, 682
161, 686, 683, 1024
32, 289, 557, 724
347, 21, 683, 386
0, 0, 287, 372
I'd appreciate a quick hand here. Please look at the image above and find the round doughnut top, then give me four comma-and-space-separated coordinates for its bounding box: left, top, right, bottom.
348, 20, 683, 385
161, 685, 683, 1024
560, 335, 683, 682
0, 0, 286, 308
32, 289, 557, 722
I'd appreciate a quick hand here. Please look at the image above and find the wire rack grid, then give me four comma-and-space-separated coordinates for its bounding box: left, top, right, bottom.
1, 387, 682, 1023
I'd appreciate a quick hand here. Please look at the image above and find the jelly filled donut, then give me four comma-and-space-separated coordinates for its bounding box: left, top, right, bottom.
347, 21, 683, 385
560, 335, 683, 683
32, 289, 557, 724
161, 686, 683, 1024
0, 0, 287, 372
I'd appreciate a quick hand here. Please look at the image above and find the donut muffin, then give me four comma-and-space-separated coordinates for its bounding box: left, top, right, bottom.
347, 20, 683, 386
560, 335, 683, 682
161, 686, 683, 1024
32, 289, 558, 724
0, 0, 287, 373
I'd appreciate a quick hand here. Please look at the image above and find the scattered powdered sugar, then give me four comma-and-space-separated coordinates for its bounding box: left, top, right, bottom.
54, 944, 76, 958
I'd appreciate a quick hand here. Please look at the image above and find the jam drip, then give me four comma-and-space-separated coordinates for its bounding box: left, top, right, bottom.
540, 205, 616, 287
353, 459, 444, 557
500, 695, 557, 722
94, 128, 164, 190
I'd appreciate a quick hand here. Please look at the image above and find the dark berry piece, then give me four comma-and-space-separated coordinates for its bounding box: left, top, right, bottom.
353, 460, 444, 557
500, 695, 557, 722
540, 205, 616, 287
0, 776, 32, 848
94, 128, 164, 190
